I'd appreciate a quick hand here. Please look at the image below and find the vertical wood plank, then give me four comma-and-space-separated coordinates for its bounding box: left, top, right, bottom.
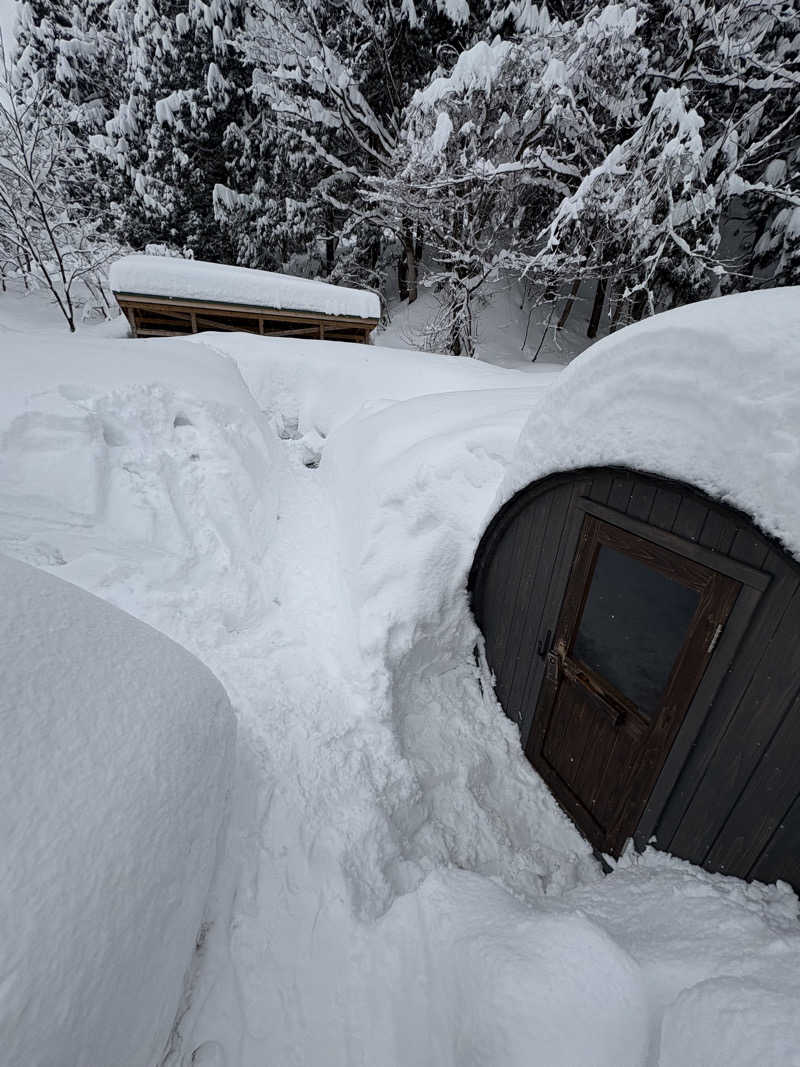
668, 585, 800, 862
607, 476, 635, 514
649, 487, 682, 531
627, 483, 657, 522
672, 496, 709, 542
749, 792, 800, 888
704, 688, 800, 876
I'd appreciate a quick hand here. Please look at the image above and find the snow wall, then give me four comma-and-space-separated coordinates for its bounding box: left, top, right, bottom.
0, 554, 235, 1067
502, 287, 800, 560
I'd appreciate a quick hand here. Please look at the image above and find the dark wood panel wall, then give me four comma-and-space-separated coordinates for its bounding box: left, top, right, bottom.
469, 466, 800, 890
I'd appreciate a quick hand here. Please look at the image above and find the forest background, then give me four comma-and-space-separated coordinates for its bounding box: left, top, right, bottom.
0, 0, 798, 351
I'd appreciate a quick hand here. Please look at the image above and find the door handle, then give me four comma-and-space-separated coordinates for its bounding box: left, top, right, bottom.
563, 660, 627, 728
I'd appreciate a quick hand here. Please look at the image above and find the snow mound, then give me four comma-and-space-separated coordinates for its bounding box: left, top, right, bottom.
110, 254, 381, 321
196, 331, 548, 439
374, 869, 650, 1067
0, 553, 235, 1067
0, 332, 280, 650
502, 287, 800, 557
322, 383, 596, 899
323, 386, 552, 663
552, 848, 800, 1066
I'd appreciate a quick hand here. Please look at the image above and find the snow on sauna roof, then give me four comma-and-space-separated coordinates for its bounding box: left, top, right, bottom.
109, 255, 381, 321
502, 287, 800, 559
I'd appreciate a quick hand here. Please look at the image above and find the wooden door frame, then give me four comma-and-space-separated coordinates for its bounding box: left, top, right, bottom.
526, 512, 743, 856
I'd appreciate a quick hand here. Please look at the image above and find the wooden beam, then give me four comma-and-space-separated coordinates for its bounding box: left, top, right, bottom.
260, 325, 321, 338
114, 292, 378, 330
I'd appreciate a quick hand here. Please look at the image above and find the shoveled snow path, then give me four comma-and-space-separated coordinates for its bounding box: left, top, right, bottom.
174, 448, 399, 1063
172, 437, 645, 1067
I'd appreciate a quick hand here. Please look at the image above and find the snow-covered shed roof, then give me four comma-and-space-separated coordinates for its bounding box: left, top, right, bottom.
501, 288, 800, 560
110, 255, 381, 321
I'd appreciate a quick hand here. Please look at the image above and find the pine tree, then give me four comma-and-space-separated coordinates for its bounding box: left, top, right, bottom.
94, 0, 256, 260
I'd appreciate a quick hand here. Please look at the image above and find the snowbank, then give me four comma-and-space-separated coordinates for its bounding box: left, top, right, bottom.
0, 331, 279, 648
196, 331, 553, 438
320, 378, 597, 900
110, 254, 381, 320
552, 849, 800, 1067
371, 869, 650, 1067
0, 553, 235, 1067
502, 287, 800, 558
323, 385, 550, 661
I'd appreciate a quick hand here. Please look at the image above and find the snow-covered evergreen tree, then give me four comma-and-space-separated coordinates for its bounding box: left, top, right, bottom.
93, 0, 258, 260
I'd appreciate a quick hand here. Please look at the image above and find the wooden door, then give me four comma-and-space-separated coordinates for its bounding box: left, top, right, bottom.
526, 514, 741, 857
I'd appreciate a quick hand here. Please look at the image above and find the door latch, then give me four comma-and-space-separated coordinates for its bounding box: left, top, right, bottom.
545, 650, 561, 684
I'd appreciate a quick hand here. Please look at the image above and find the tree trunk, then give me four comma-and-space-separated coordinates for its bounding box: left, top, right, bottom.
325, 207, 336, 275
557, 277, 580, 330
400, 230, 418, 304
398, 248, 408, 301
586, 277, 607, 338
406, 241, 418, 303
630, 288, 648, 322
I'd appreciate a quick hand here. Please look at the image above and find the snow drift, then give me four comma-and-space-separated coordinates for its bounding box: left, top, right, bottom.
0, 332, 280, 651
502, 287, 800, 559
0, 553, 235, 1067
199, 331, 556, 439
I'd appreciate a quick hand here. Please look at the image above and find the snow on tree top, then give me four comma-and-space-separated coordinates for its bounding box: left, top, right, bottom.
416, 39, 513, 109
502, 287, 800, 559
110, 255, 382, 321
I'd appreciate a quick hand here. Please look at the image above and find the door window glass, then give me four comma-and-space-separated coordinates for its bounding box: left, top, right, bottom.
572, 544, 700, 716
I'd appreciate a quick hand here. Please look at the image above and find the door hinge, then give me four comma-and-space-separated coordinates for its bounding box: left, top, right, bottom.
707, 622, 724, 656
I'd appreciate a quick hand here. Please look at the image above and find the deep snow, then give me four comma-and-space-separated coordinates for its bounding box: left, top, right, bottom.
1, 286, 799, 1066
503, 287, 800, 559
0, 553, 234, 1067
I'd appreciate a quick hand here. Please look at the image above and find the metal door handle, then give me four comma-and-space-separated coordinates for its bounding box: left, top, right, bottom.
537, 629, 552, 658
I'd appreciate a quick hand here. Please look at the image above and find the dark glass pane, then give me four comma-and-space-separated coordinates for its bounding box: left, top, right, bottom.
572, 545, 700, 716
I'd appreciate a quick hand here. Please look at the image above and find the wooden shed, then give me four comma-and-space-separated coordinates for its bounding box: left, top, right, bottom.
110, 255, 380, 343
468, 289, 800, 890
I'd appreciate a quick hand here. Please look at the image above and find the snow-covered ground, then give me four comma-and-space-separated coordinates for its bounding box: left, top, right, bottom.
1, 284, 799, 1067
